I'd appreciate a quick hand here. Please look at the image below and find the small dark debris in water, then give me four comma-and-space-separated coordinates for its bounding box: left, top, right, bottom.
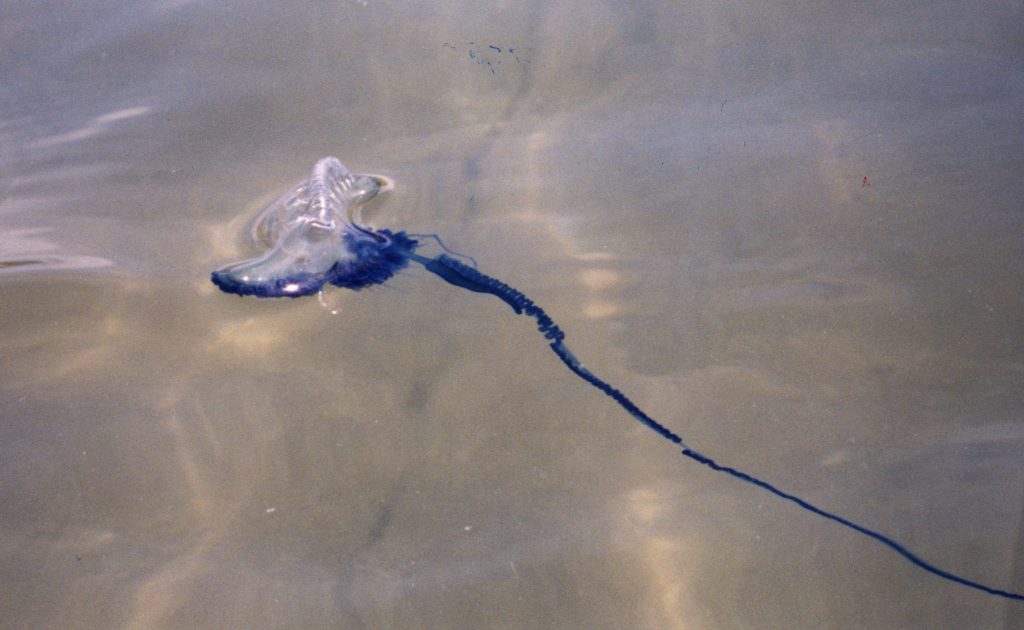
443, 41, 530, 74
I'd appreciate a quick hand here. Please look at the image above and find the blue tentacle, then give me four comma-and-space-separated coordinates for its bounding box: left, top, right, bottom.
422, 253, 1024, 602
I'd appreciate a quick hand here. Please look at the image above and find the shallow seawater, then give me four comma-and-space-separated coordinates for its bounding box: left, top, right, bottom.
2, 1, 1023, 628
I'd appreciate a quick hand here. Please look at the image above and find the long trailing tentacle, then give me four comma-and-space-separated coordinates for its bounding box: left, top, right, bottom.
421, 253, 1024, 602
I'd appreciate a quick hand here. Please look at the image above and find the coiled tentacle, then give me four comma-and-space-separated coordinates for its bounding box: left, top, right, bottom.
423, 255, 565, 341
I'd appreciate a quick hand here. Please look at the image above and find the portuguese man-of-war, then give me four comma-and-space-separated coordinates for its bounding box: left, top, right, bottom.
211, 156, 1024, 602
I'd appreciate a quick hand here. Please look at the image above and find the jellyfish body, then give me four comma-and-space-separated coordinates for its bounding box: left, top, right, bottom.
211, 157, 416, 297
211, 157, 1024, 602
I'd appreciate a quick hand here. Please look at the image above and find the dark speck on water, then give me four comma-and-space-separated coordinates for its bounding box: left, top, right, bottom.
445, 42, 529, 71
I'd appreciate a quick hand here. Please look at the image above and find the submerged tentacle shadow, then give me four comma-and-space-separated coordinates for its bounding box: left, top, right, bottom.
212, 157, 1024, 602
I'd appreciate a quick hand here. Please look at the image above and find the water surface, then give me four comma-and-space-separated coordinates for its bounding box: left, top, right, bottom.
2, 1, 1023, 628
